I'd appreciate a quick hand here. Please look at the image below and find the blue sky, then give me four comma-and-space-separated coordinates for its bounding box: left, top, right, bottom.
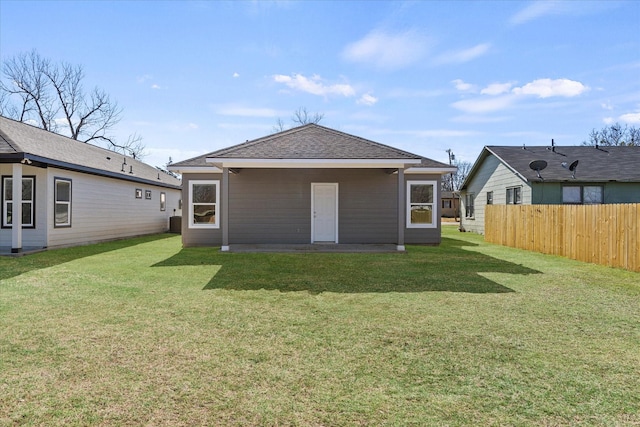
1, 1, 639, 168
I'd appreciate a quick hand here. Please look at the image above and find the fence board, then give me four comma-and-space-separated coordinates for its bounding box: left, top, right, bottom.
485, 204, 640, 273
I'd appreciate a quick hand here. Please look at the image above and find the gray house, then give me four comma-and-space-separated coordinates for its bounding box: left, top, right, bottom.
460, 144, 640, 234
0, 116, 182, 253
168, 124, 456, 250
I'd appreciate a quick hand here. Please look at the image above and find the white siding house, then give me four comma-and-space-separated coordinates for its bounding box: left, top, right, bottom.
0, 116, 182, 254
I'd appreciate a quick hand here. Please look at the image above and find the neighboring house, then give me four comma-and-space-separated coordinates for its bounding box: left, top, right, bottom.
440, 191, 460, 218
0, 116, 182, 253
168, 124, 456, 250
459, 144, 640, 234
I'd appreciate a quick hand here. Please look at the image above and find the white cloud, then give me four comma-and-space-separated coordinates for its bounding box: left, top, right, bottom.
342, 29, 430, 70
357, 93, 378, 106
273, 73, 355, 97
481, 82, 513, 96
233, 72, 240, 78
452, 79, 476, 92
601, 102, 614, 110
512, 78, 588, 98
603, 117, 615, 125
151, 84, 161, 90
435, 43, 491, 65
451, 95, 516, 114
509, 1, 567, 25
509, 1, 614, 26
619, 112, 640, 124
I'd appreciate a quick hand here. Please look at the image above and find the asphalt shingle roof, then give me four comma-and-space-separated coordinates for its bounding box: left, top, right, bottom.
172, 123, 452, 169
0, 116, 181, 188
486, 145, 640, 183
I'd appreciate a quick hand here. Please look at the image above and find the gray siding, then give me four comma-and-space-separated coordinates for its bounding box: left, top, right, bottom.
460, 154, 530, 234
181, 169, 444, 247
229, 169, 398, 244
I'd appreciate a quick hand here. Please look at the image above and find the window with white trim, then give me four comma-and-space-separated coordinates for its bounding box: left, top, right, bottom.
189, 180, 220, 228
407, 180, 437, 228
2, 176, 35, 228
160, 192, 166, 211
54, 178, 72, 227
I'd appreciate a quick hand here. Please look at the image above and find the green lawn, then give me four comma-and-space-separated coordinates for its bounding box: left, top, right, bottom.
1, 228, 639, 426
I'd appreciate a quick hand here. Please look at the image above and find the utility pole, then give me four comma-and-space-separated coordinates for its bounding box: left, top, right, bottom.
445, 149, 455, 191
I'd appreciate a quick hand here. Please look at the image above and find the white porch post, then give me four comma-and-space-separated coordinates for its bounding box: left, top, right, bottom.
11, 163, 23, 253
397, 167, 405, 251
221, 167, 230, 251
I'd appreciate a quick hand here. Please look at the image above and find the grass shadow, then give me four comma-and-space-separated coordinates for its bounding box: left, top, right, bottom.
155, 237, 540, 294
0, 233, 176, 282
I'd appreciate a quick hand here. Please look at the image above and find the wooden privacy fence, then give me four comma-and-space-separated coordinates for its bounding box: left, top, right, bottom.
485, 204, 640, 272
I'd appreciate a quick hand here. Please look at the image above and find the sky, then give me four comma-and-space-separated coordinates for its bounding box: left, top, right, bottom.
1, 0, 639, 169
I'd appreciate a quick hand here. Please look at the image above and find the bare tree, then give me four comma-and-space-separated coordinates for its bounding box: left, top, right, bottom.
272, 117, 286, 133
442, 160, 471, 192
582, 123, 639, 147
291, 106, 324, 125
1, 50, 145, 158
273, 107, 324, 133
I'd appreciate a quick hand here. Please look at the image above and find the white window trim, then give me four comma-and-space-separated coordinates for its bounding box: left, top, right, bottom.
406, 180, 437, 229
2, 176, 35, 228
188, 180, 220, 229
54, 177, 72, 227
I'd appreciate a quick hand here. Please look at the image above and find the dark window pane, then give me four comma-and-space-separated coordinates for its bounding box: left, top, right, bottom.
22, 179, 33, 201
584, 186, 603, 204
56, 181, 71, 201
411, 185, 433, 203
193, 184, 216, 203
4, 178, 12, 201
21, 202, 32, 224
563, 186, 581, 203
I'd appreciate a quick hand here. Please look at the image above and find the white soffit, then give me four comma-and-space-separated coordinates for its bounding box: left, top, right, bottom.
205, 158, 423, 168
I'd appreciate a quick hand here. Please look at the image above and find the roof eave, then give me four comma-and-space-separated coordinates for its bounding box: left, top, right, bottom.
205, 158, 423, 169
10, 154, 182, 189
405, 166, 457, 175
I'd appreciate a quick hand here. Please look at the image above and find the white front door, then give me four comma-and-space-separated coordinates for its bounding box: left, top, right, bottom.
311, 183, 338, 243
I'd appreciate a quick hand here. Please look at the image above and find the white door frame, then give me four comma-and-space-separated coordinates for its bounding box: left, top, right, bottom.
311, 183, 339, 243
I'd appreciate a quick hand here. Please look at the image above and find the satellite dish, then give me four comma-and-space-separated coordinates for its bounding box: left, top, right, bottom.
562, 160, 579, 178
529, 159, 547, 179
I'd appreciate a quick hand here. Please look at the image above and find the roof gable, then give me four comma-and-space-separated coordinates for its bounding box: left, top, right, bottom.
0, 116, 181, 188
171, 124, 454, 172
208, 124, 423, 160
